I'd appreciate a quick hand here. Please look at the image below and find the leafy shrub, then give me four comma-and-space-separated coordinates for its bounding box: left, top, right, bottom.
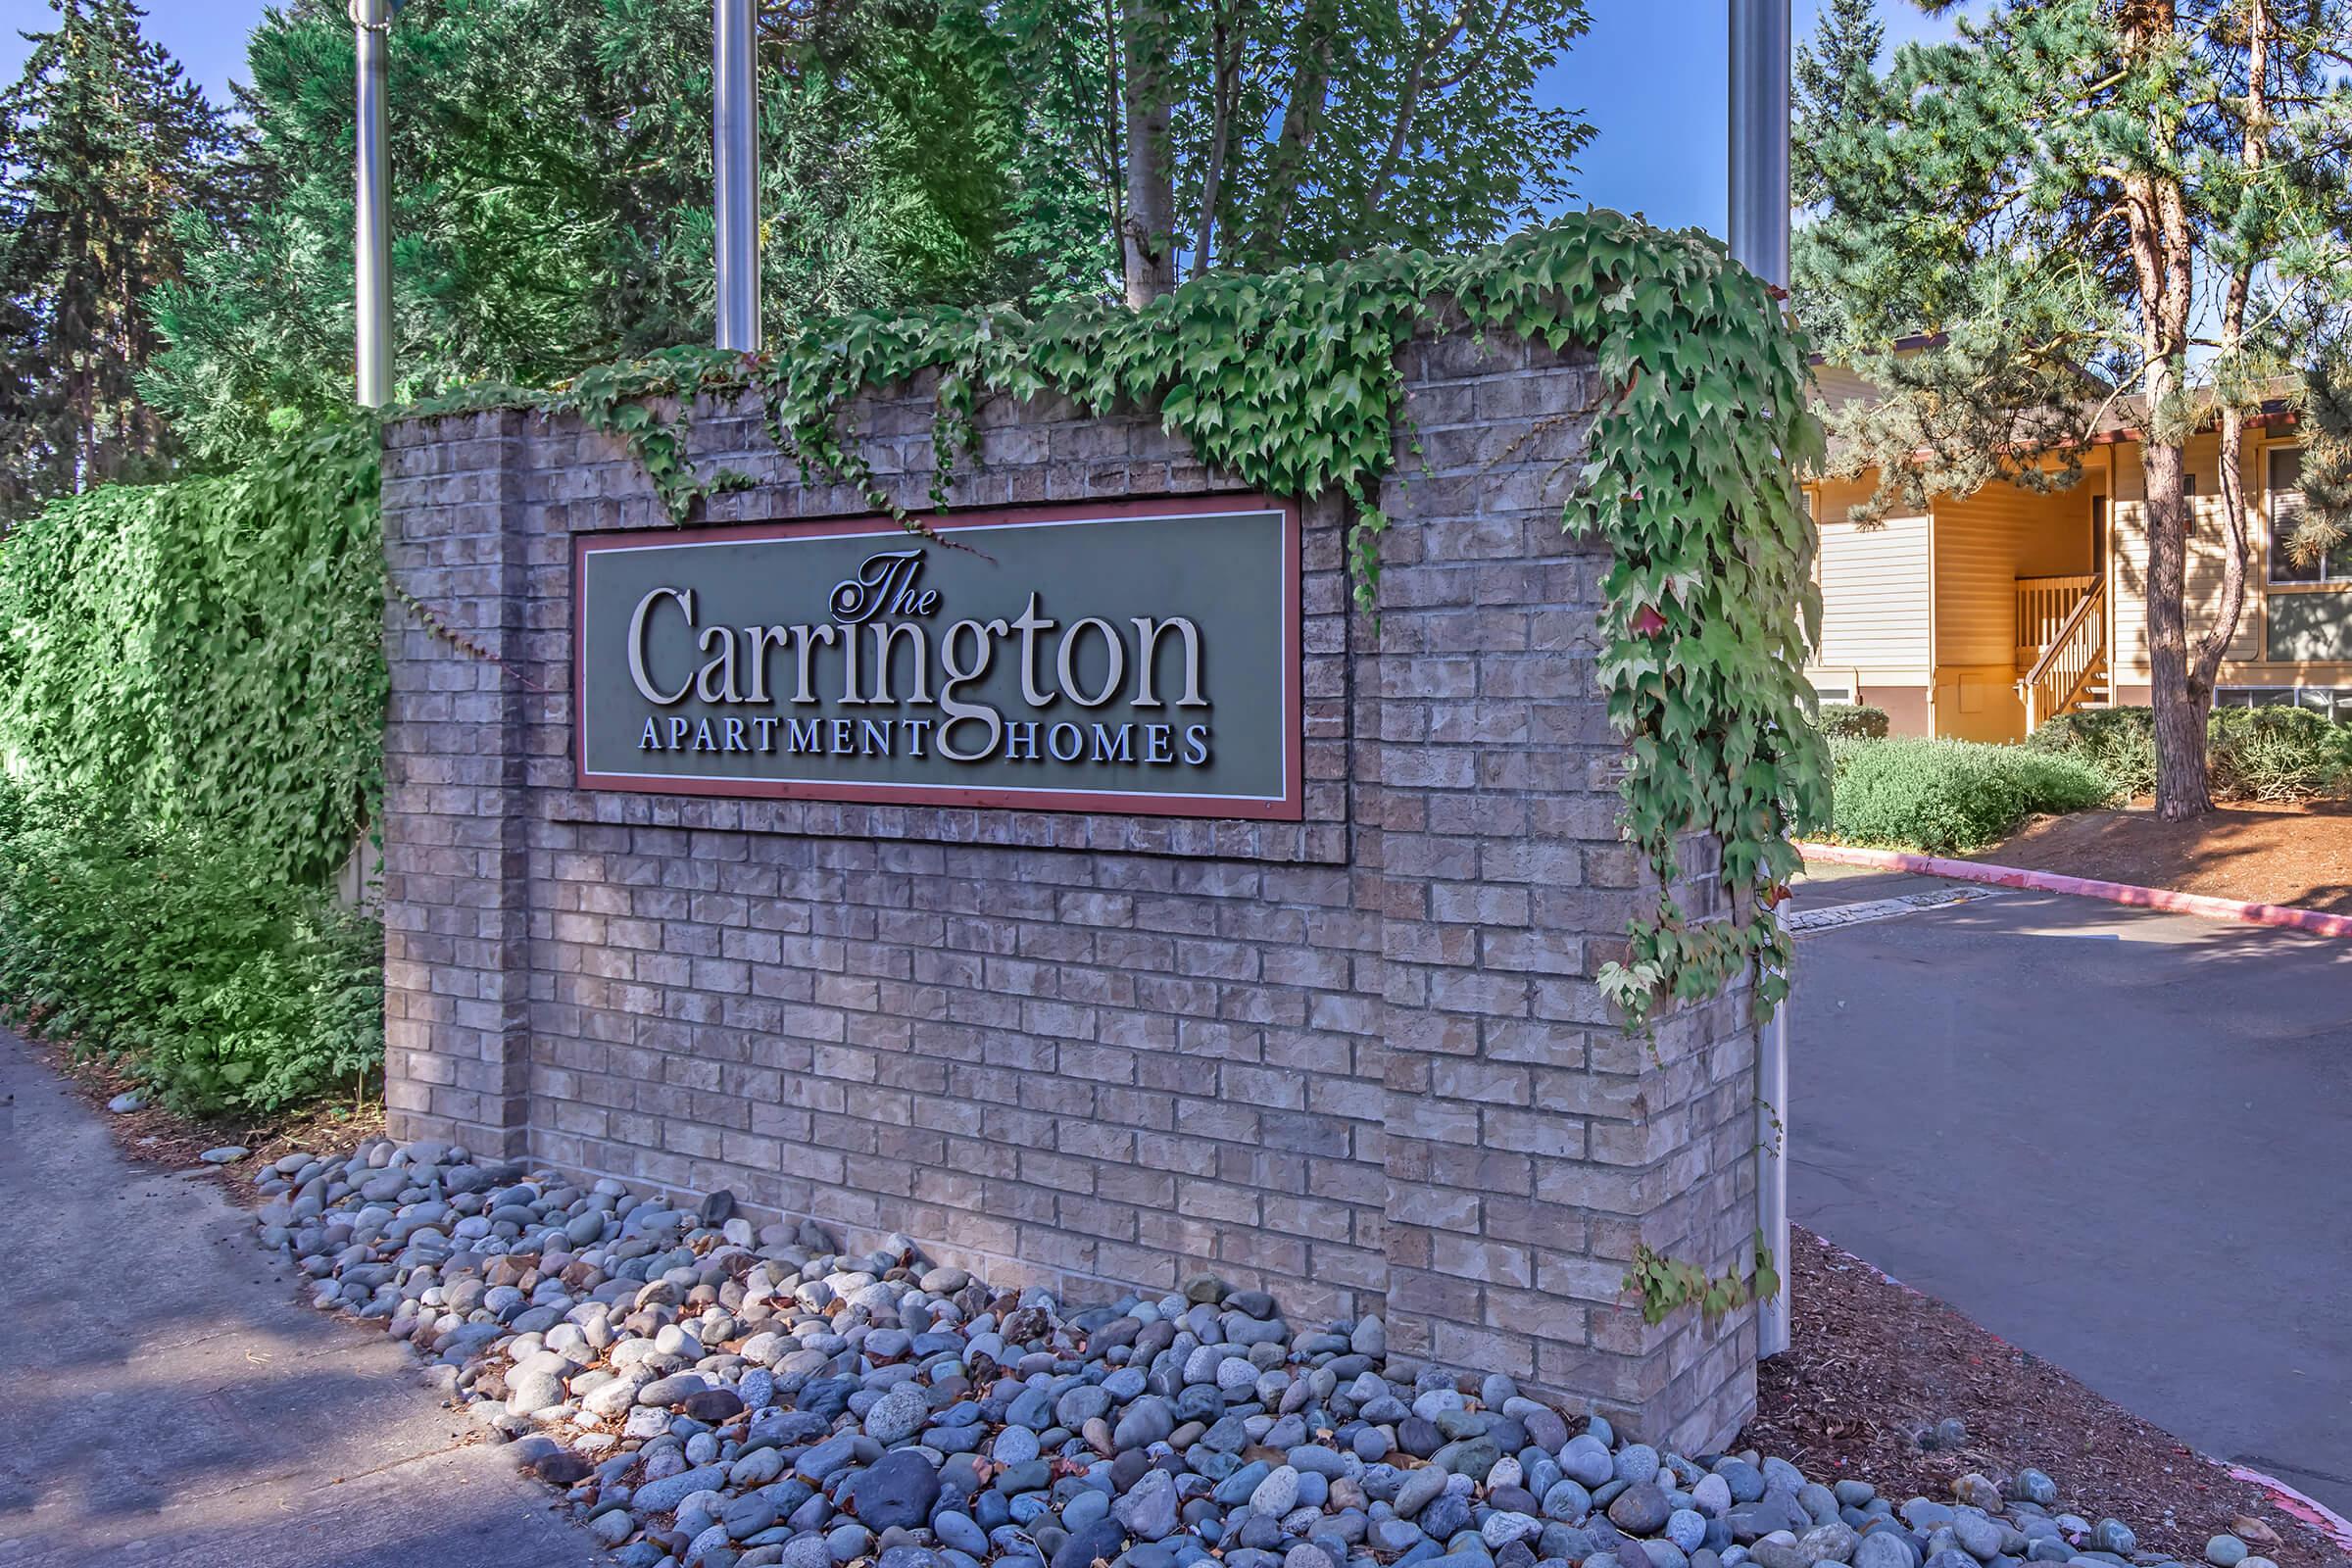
0, 430, 385, 1113
1829, 737, 2115, 854
1817, 703, 1890, 740
0, 785, 382, 1116
2029, 705, 2352, 802
2026, 709, 2159, 796
0, 421, 384, 886
2212, 710, 2352, 799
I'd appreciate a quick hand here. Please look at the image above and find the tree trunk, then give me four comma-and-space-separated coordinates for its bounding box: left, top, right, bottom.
2193, 0, 2267, 696
1248, 0, 1338, 267
2117, 0, 2209, 820
1190, 8, 1242, 279
2141, 427, 2213, 819
1120, 0, 1175, 307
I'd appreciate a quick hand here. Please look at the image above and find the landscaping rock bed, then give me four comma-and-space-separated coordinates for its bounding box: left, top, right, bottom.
254, 1140, 2302, 1568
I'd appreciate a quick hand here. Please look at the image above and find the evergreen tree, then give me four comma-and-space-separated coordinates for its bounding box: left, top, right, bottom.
147, 0, 1054, 466
0, 0, 236, 521
149, 0, 1598, 449
1794, 0, 2352, 819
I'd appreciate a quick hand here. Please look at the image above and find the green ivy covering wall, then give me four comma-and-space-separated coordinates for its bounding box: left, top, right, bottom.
480, 212, 1834, 1024
0, 421, 386, 888
0, 211, 1826, 1123
0, 422, 387, 1112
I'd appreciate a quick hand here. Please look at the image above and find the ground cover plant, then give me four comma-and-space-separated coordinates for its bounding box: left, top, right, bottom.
2030, 707, 2352, 804
1827, 737, 2114, 855
0, 784, 382, 1113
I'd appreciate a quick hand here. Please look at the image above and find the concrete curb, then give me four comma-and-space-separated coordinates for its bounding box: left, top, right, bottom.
1792, 841, 2352, 940
2227, 1465, 2352, 1556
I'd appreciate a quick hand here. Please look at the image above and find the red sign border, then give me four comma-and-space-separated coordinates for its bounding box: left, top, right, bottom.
570, 494, 1306, 821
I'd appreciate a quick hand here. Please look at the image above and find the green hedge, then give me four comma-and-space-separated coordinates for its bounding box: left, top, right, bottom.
0, 422, 386, 1113
0, 421, 385, 887
1829, 737, 2115, 854
0, 785, 382, 1113
2029, 706, 2352, 802
1817, 703, 1890, 740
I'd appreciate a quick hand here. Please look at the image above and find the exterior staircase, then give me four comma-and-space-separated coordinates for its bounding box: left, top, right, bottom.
2016, 574, 2109, 730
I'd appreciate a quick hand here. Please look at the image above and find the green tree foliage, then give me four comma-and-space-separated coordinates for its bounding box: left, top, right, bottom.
147, 0, 1052, 466
1794, 0, 2352, 820
149, 0, 1598, 455
1080, 0, 1597, 301
0, 0, 236, 521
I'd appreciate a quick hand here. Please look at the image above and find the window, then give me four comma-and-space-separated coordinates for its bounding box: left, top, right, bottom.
2217, 686, 2350, 723
2268, 446, 2349, 585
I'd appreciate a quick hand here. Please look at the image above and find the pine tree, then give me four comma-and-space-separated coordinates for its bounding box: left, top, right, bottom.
0, 0, 236, 522
1794, 0, 2352, 820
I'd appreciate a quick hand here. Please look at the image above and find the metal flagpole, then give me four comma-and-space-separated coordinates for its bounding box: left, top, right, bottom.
1728, 0, 1793, 1360
1729, 0, 1792, 292
354, 0, 392, 408
713, 0, 761, 353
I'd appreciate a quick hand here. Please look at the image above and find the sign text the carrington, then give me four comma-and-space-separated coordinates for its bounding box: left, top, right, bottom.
572, 498, 1302, 817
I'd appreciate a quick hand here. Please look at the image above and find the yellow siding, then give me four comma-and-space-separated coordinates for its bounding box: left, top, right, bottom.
1807, 351, 2352, 703
1809, 474, 1929, 685
2111, 433, 2265, 680
1925, 478, 2095, 742
1932, 480, 2093, 668
1811, 363, 1880, 415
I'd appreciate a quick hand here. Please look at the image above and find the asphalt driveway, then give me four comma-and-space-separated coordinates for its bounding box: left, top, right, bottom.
1785, 866, 2352, 1516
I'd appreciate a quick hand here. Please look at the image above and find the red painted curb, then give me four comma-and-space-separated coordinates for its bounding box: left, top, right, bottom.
1792, 841, 2352, 940
2226, 1464, 2352, 1554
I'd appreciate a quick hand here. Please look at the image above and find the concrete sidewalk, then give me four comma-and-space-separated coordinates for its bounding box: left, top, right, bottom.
0, 1028, 604, 1567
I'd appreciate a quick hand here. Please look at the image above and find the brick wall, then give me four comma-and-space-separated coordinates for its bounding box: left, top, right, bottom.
380, 326, 1762, 1448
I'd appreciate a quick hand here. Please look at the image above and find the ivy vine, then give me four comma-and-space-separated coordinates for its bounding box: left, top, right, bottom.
449, 212, 1830, 1026
0, 420, 386, 889
0, 209, 1823, 1304
1624, 1230, 1782, 1327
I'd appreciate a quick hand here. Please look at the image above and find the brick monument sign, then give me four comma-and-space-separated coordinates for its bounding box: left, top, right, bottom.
378, 323, 1764, 1451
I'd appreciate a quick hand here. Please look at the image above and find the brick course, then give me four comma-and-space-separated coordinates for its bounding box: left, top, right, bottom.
381, 326, 1761, 1448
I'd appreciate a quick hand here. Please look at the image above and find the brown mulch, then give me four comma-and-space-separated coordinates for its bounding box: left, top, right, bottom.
1977, 799, 2352, 913
28, 1030, 383, 1207
1745, 1229, 2348, 1568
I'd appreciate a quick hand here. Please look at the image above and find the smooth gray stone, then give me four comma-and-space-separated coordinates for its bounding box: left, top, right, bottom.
634, 1463, 731, 1514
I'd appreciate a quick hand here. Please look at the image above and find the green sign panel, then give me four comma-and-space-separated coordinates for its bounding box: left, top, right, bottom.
573, 498, 1302, 818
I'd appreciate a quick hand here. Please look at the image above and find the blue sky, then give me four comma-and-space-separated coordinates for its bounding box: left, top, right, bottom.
3, 0, 1969, 237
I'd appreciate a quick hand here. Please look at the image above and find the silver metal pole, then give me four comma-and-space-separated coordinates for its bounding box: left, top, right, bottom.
1757, 994, 1791, 1357
1728, 0, 1791, 290
712, 0, 761, 352
354, 0, 392, 408
1731, 0, 1793, 1360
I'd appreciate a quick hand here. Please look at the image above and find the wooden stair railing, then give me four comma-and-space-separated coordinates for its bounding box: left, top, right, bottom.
2019, 576, 2108, 731
2015, 574, 2100, 667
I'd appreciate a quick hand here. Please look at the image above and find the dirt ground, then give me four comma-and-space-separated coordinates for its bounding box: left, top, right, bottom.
1979, 799, 2352, 911
27, 1031, 383, 1206
1746, 1229, 2349, 1568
